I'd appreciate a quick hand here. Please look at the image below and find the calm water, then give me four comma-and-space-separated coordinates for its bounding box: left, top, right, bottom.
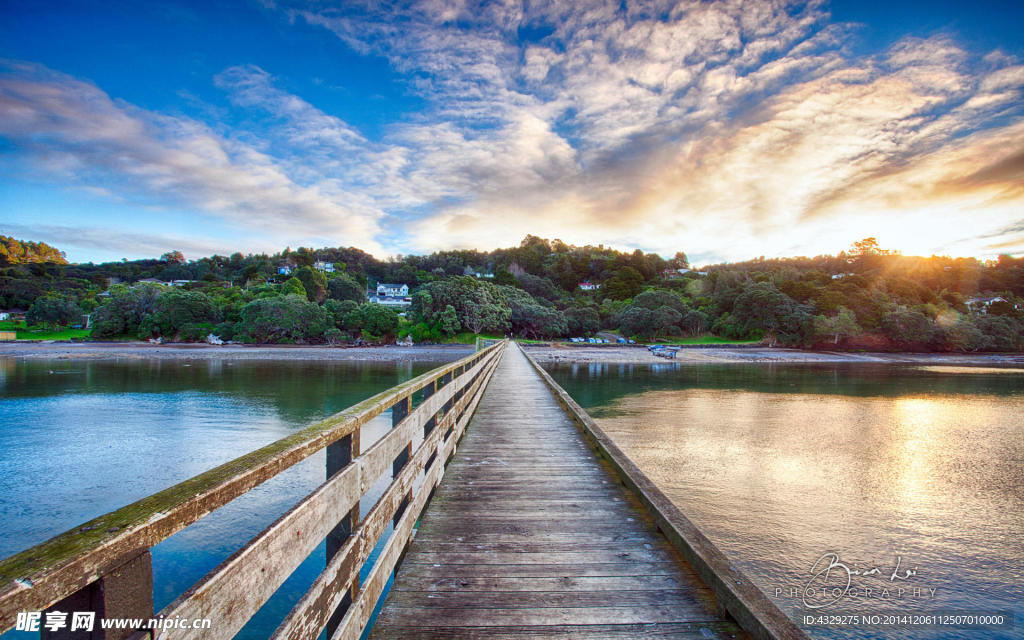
547, 362, 1024, 640
0, 356, 457, 640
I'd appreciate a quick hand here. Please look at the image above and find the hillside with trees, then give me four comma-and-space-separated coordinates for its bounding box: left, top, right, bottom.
1, 234, 1022, 351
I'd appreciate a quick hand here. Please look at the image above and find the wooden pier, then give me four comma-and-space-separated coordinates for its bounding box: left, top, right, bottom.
371, 343, 742, 639
0, 340, 807, 640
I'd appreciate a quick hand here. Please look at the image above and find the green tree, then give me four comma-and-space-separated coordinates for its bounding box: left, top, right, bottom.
280, 277, 307, 298
160, 250, 186, 264
619, 307, 656, 340
26, 295, 83, 328
346, 303, 400, 339
602, 267, 644, 300
653, 305, 683, 335
510, 303, 568, 338
732, 282, 813, 346
294, 266, 328, 303
881, 309, 935, 345
140, 288, 220, 339
439, 304, 461, 337
235, 294, 331, 343
945, 318, 985, 352
90, 284, 163, 338
565, 307, 600, 335
327, 273, 364, 303
324, 299, 359, 329
813, 306, 860, 344
0, 235, 68, 265
634, 289, 686, 312
682, 309, 710, 335
975, 315, 1023, 351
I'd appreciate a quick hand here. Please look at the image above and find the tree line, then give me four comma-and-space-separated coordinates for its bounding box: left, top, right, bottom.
3, 235, 1023, 352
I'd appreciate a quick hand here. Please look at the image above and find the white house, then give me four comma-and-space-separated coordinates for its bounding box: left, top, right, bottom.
314, 261, 335, 273
966, 296, 1013, 313
578, 281, 599, 291
368, 295, 412, 308
377, 283, 409, 297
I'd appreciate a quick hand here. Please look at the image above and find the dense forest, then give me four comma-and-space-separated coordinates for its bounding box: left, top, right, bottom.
2, 234, 1022, 351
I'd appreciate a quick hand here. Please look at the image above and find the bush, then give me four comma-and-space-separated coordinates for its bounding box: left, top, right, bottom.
343, 304, 400, 339
90, 283, 163, 338
213, 321, 236, 341
26, 295, 82, 329
327, 273, 364, 303
235, 294, 331, 343
179, 322, 217, 342
144, 288, 220, 339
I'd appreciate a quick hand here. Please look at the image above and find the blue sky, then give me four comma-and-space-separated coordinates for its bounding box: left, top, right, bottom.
1, 0, 1022, 264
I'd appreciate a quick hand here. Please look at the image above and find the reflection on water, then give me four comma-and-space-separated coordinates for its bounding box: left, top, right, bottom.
0, 356, 452, 640
547, 362, 1024, 640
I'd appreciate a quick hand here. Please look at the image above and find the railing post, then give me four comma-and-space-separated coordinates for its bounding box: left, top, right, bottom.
42, 550, 153, 640
391, 396, 412, 527
421, 381, 436, 437
325, 432, 359, 639
440, 372, 454, 417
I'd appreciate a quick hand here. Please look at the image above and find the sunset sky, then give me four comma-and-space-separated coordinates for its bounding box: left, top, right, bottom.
1, 0, 1022, 265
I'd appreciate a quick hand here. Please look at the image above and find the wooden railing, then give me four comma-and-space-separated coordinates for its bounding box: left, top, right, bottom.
520, 346, 809, 640
0, 340, 506, 640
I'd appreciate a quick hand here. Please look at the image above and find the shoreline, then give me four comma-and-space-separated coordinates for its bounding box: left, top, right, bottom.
2, 341, 1023, 365
0, 342, 475, 362
522, 343, 1024, 365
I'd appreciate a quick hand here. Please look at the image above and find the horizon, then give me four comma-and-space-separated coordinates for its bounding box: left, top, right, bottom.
2, 1, 1023, 264
8, 232, 1013, 271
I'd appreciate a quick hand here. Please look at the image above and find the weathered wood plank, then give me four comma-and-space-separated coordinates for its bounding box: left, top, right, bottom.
371, 343, 751, 640
369, 621, 743, 640
390, 575, 704, 593
402, 549, 678, 565
382, 589, 707, 610
394, 562, 687, 579
372, 605, 722, 626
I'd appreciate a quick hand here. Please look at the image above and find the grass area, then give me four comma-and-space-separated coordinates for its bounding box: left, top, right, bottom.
0, 320, 92, 341
450, 331, 504, 345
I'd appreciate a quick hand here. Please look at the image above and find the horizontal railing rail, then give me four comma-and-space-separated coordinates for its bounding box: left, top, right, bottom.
0, 340, 506, 639
520, 344, 810, 640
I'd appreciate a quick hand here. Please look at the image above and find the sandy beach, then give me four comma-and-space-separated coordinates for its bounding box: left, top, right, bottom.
2, 340, 1023, 366
0, 341, 475, 362
522, 343, 1024, 365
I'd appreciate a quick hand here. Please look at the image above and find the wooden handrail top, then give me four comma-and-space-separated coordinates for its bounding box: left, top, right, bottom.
0, 341, 505, 630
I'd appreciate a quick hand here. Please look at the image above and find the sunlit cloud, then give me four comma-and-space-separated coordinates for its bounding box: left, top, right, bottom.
284, 0, 1024, 262
1, 0, 1023, 262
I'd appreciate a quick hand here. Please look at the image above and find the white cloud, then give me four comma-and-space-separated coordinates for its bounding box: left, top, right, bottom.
0, 61, 386, 255
285, 0, 1024, 261
3, 0, 1023, 263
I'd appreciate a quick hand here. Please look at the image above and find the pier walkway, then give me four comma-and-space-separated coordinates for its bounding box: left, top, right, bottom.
371, 343, 742, 639
0, 340, 806, 640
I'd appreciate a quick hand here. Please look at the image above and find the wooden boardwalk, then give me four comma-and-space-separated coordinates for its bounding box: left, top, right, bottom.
371, 343, 746, 639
